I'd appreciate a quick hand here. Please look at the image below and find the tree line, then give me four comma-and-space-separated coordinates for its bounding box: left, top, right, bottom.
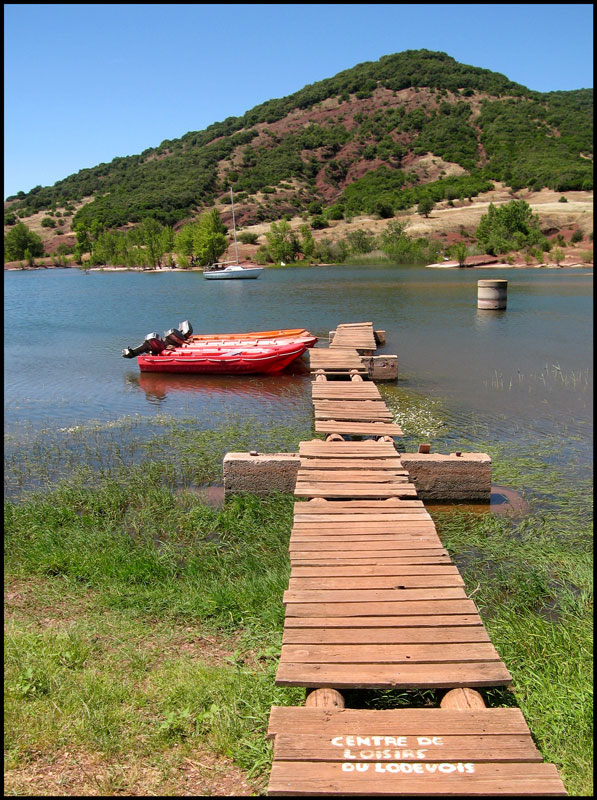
5, 199, 585, 269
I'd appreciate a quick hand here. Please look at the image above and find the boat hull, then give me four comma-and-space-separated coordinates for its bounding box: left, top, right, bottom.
188, 328, 310, 342
203, 266, 263, 280
180, 335, 317, 350
137, 343, 308, 374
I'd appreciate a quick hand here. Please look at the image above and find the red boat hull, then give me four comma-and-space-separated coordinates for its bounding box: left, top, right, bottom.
137, 343, 308, 374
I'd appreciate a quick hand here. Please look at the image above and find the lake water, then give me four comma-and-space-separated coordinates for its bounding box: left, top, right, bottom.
4, 265, 593, 497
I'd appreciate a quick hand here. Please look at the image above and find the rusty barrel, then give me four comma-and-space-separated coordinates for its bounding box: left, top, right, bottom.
477, 279, 508, 310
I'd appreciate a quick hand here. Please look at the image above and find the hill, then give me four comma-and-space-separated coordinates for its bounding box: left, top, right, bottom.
4, 49, 593, 258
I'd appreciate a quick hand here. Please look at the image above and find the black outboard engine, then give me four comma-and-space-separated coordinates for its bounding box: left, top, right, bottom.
122, 340, 150, 358
164, 328, 186, 347
144, 332, 166, 354
178, 320, 193, 339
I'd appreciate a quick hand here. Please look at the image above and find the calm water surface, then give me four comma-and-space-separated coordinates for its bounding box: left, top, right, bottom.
4, 265, 593, 482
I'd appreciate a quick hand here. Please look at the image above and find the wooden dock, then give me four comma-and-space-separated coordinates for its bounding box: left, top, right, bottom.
266, 323, 566, 795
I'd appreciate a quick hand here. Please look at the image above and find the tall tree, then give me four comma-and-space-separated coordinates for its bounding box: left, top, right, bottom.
193, 208, 229, 266
4, 222, 44, 261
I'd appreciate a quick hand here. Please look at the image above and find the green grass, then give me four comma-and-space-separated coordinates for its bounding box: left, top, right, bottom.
5, 476, 303, 794
4, 408, 593, 794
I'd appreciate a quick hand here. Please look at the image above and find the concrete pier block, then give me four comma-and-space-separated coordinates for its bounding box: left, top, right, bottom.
399, 452, 491, 501
222, 451, 490, 500
362, 355, 398, 381
223, 452, 300, 496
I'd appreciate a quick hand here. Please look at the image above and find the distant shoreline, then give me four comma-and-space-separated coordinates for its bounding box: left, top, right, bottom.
4, 261, 593, 272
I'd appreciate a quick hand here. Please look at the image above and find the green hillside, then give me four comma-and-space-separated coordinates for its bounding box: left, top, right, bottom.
5, 49, 593, 232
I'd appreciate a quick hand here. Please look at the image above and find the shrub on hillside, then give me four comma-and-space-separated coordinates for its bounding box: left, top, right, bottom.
238, 232, 259, 244
475, 199, 547, 255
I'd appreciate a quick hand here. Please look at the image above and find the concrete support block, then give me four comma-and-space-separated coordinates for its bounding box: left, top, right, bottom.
223, 452, 299, 496
399, 452, 491, 501
373, 330, 386, 346
222, 451, 490, 501
362, 355, 398, 381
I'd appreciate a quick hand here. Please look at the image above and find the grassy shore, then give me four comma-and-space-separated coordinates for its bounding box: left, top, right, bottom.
4, 410, 593, 795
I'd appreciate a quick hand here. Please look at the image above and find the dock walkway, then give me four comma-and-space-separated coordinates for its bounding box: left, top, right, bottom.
266, 323, 565, 795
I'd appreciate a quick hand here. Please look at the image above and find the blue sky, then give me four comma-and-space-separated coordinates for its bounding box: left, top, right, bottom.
4, 3, 593, 199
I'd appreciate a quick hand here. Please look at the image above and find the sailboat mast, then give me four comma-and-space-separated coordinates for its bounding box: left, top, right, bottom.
230, 186, 239, 265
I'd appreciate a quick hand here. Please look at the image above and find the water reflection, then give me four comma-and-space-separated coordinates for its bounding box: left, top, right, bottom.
129, 363, 311, 405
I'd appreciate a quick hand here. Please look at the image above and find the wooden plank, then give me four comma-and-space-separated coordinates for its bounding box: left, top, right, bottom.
293, 513, 432, 521
290, 526, 437, 536
275, 661, 512, 688
284, 599, 479, 617
300, 457, 405, 469
290, 535, 439, 545
283, 588, 467, 603
298, 441, 398, 456
294, 483, 417, 498
289, 565, 461, 577
267, 707, 531, 736
268, 761, 565, 795
314, 421, 403, 435
287, 575, 465, 589
282, 626, 491, 644
295, 470, 409, 483
313, 401, 391, 412
289, 541, 442, 553
314, 410, 395, 421
272, 733, 542, 762
279, 642, 502, 663
289, 553, 452, 566
312, 386, 382, 398
294, 499, 425, 511
290, 534, 439, 544
283, 614, 482, 628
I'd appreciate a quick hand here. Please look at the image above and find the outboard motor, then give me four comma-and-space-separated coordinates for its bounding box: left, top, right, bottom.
122, 340, 150, 358
178, 320, 193, 339
144, 332, 166, 354
164, 328, 186, 347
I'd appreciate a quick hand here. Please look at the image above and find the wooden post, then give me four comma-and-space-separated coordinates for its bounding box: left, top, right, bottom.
349, 370, 363, 382
325, 433, 345, 442
305, 687, 345, 709
440, 688, 486, 710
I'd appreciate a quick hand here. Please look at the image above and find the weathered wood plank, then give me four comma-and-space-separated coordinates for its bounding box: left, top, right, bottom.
300, 458, 405, 469
267, 707, 530, 736
294, 483, 417, 498
289, 565, 461, 577
275, 661, 512, 688
282, 626, 491, 644
289, 541, 442, 553
294, 499, 425, 511
289, 553, 452, 566
287, 575, 465, 589
280, 642, 502, 663
314, 421, 403, 435
268, 762, 565, 795
290, 535, 439, 546
272, 732, 542, 762
283, 614, 482, 628
295, 470, 409, 482
283, 588, 467, 603
284, 599, 479, 617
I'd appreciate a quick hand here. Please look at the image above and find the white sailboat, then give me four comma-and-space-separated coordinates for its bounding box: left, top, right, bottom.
203, 188, 264, 280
